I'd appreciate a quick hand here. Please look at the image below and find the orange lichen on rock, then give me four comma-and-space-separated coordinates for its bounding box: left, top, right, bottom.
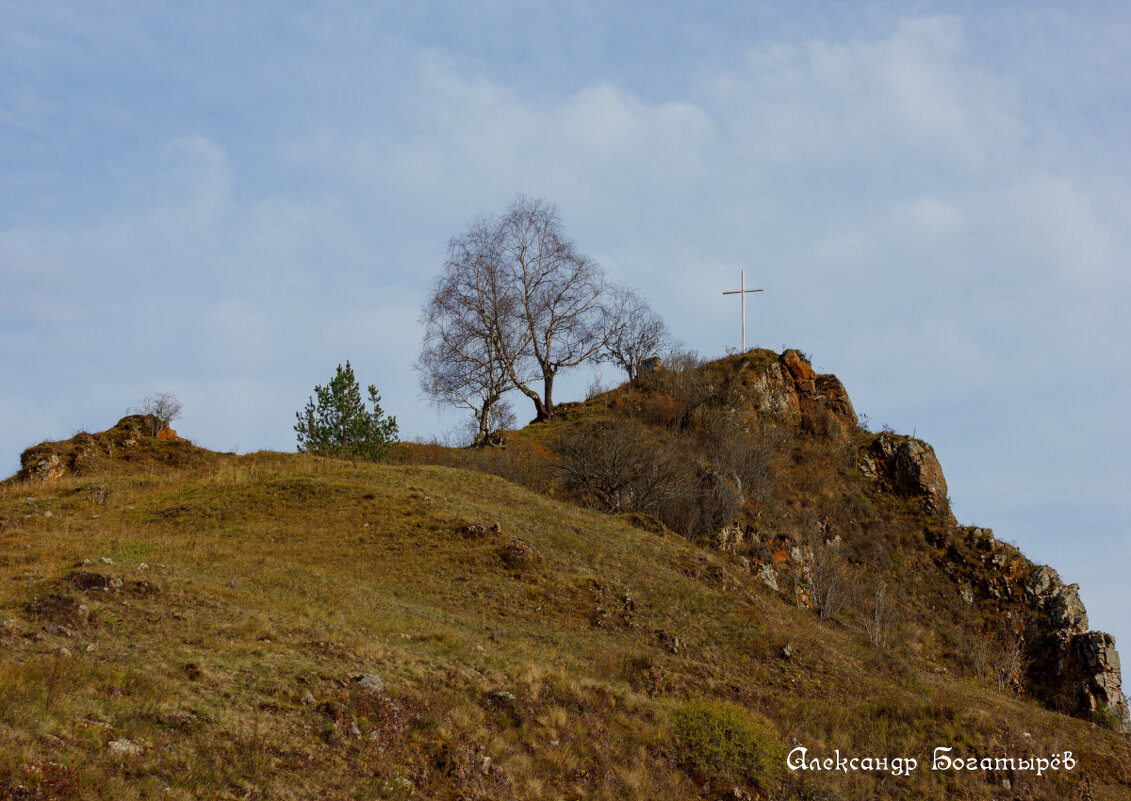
157, 426, 178, 441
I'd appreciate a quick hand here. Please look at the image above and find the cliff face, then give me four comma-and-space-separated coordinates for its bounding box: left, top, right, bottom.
703, 349, 1128, 734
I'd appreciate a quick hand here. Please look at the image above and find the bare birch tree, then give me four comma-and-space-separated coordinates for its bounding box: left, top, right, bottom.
495, 196, 607, 420
420, 196, 616, 427
600, 283, 669, 383
417, 218, 526, 445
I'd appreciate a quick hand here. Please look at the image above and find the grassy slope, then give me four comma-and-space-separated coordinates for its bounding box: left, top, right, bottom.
1, 445, 1129, 800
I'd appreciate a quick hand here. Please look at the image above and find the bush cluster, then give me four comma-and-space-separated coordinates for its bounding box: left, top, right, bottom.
671, 698, 784, 789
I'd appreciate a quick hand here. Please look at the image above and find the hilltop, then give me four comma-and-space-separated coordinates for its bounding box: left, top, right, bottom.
1, 351, 1128, 800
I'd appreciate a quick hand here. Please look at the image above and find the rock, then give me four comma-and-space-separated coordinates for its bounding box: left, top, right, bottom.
781, 643, 795, 660
639, 356, 663, 374
498, 539, 539, 569
864, 433, 950, 515
348, 719, 361, 737
107, 738, 143, 756
300, 691, 317, 706
157, 426, 178, 441
351, 673, 384, 694
100, 557, 114, 565
1028, 566, 1088, 635
21, 452, 65, 481
758, 563, 780, 592
1071, 632, 1131, 734
42, 624, 73, 638
741, 350, 857, 437
960, 586, 975, 605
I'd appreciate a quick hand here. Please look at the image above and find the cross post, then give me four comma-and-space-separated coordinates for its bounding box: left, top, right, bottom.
722, 269, 764, 352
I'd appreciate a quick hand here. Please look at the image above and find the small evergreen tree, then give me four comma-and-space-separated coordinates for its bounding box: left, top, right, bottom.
294, 362, 398, 459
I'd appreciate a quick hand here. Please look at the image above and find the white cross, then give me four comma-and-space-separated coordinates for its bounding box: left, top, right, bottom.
722, 269, 764, 352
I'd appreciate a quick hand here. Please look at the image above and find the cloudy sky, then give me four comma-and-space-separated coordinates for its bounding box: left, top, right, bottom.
2, 2, 1128, 650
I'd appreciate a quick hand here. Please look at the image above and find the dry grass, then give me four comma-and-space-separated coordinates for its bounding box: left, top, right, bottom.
0, 433, 1128, 799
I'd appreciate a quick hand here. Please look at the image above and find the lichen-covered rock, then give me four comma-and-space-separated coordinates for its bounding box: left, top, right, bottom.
743, 349, 857, 437
20, 451, 64, 481
863, 433, 949, 515
1071, 632, 1131, 734
1027, 565, 1088, 635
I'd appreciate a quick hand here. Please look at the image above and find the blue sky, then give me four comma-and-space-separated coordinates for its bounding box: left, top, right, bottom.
2, 2, 1129, 654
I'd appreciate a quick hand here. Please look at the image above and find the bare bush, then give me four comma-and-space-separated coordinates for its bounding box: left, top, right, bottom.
792, 534, 850, 620
966, 629, 1028, 693
858, 581, 897, 650
555, 421, 688, 515
701, 413, 778, 506
133, 392, 183, 436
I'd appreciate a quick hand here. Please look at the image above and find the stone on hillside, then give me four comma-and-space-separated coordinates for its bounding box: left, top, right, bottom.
758, 563, 779, 592
22, 453, 65, 481
864, 433, 950, 515
107, 738, 143, 756
499, 539, 539, 569
351, 673, 384, 693
744, 350, 857, 437
158, 426, 178, 441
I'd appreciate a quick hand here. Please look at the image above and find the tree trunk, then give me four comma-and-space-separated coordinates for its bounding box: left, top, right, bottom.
542, 372, 555, 419
474, 405, 490, 447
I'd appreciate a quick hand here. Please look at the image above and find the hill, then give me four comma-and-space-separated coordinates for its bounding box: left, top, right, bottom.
0, 352, 1128, 800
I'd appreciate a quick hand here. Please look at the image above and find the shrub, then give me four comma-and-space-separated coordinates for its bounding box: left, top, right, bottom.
555, 420, 688, 515
671, 697, 784, 789
132, 392, 183, 436
1091, 703, 1121, 732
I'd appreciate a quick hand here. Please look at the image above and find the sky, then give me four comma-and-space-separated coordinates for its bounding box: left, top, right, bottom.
2, 2, 1128, 653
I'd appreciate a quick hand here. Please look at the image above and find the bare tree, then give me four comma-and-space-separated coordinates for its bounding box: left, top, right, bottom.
417, 219, 525, 446
420, 196, 612, 424
600, 283, 669, 383
494, 196, 607, 420
132, 392, 183, 436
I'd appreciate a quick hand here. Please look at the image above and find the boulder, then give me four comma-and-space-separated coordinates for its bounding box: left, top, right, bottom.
863, 433, 949, 515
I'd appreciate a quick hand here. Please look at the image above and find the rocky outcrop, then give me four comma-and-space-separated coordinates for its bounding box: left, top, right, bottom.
9, 416, 205, 484
1027, 565, 1088, 635
1025, 565, 1130, 733
862, 433, 949, 515
744, 349, 857, 437
1072, 632, 1129, 733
